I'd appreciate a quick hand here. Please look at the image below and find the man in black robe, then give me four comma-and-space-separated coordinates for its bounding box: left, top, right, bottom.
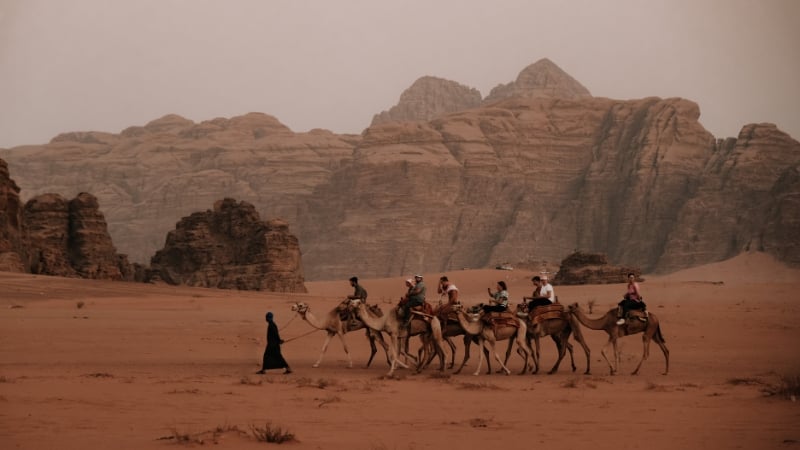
256, 311, 292, 374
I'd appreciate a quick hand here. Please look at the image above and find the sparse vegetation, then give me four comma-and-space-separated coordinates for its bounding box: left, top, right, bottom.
587, 298, 596, 314
726, 377, 764, 386
316, 394, 341, 408
427, 371, 451, 380
76, 301, 85, 309
763, 374, 800, 399
240, 376, 263, 386
644, 381, 670, 392
469, 417, 491, 428
167, 388, 200, 394
457, 381, 504, 391
249, 422, 296, 443
84, 372, 113, 378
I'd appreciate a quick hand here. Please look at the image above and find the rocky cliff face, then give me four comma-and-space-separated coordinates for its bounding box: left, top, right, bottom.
371, 76, 482, 127
24, 192, 134, 279
0, 158, 26, 272
149, 198, 306, 292
2, 62, 798, 281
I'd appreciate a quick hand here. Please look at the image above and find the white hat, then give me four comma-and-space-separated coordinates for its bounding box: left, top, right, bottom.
414, 274, 423, 279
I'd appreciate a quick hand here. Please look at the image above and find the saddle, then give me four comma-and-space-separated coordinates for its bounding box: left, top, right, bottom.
529, 303, 565, 324
626, 309, 649, 323
482, 310, 519, 329
409, 302, 435, 322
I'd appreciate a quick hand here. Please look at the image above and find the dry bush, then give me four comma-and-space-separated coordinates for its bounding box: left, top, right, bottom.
239, 376, 263, 386
587, 298, 597, 314
427, 371, 451, 380
726, 377, 764, 386
84, 372, 113, 378
316, 395, 341, 408
763, 374, 800, 399
167, 388, 200, 394
644, 381, 670, 392
468, 417, 492, 428
457, 381, 504, 391
249, 422, 296, 443
76, 301, 85, 309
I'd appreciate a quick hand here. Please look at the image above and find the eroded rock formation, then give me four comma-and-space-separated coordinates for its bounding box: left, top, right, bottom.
553, 252, 640, 285
149, 198, 306, 292
0, 158, 26, 272
24, 192, 137, 280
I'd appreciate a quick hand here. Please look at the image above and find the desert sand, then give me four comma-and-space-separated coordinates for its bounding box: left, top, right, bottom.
1, 251, 799, 449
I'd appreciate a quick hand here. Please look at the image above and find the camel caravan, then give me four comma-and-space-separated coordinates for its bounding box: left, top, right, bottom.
289, 273, 670, 377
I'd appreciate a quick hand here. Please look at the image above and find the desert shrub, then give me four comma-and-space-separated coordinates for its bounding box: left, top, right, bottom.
726, 377, 764, 386
249, 423, 296, 443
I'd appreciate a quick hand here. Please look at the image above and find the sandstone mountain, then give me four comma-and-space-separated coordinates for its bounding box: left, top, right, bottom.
149, 198, 306, 292
483, 58, 592, 103
2, 60, 798, 281
371, 76, 482, 127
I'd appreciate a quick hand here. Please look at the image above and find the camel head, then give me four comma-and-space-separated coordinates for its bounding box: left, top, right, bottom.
291, 302, 309, 315
567, 302, 580, 312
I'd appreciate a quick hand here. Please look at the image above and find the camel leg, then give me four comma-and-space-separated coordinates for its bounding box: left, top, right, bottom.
488, 340, 512, 376
547, 335, 567, 375
573, 332, 591, 375
446, 337, 456, 369
654, 333, 670, 375
632, 335, 651, 375
501, 338, 515, 372
531, 335, 541, 374
373, 331, 392, 368
365, 333, 378, 368
313, 332, 335, 368
473, 338, 485, 376
600, 337, 617, 375
454, 335, 473, 374
335, 332, 353, 368
516, 333, 530, 375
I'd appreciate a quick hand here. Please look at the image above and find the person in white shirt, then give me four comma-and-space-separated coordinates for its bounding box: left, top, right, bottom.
525, 275, 554, 310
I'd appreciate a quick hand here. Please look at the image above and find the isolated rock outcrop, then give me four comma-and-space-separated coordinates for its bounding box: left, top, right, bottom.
0, 158, 26, 272
149, 198, 306, 292
553, 252, 641, 285
24, 192, 135, 279
371, 76, 482, 126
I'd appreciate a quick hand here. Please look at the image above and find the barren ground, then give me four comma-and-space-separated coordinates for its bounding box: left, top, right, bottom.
1, 252, 799, 449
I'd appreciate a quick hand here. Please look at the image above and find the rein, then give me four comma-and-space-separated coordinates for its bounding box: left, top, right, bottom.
277, 309, 323, 343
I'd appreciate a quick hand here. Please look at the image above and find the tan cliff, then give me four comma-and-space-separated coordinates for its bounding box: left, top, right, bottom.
2, 60, 798, 281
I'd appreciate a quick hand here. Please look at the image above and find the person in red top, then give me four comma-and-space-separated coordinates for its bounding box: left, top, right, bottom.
617, 272, 646, 325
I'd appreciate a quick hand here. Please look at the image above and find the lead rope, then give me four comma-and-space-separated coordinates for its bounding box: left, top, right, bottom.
278, 311, 321, 343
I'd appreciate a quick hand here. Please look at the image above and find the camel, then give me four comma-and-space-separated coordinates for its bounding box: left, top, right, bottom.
351, 300, 447, 376
510, 303, 591, 375
567, 302, 669, 375
290, 302, 390, 369
452, 305, 531, 376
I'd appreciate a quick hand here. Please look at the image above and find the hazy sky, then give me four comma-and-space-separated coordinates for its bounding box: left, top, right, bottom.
1, 0, 798, 148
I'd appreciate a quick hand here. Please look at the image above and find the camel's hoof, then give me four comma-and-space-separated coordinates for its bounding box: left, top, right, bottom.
312, 364, 320, 368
